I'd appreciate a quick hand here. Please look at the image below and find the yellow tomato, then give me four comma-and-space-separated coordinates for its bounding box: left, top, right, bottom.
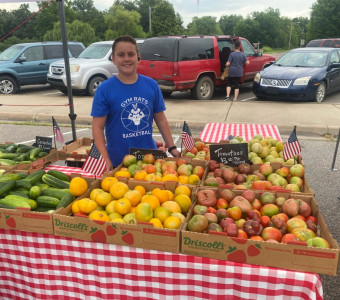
78, 198, 98, 214
89, 210, 110, 222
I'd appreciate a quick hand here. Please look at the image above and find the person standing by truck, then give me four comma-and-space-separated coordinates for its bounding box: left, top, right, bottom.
91, 35, 180, 172
225, 41, 249, 101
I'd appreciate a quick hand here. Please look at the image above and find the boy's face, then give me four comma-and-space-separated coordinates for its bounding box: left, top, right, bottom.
112, 41, 140, 77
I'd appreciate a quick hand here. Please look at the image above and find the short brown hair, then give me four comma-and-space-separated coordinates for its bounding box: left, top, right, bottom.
112, 35, 138, 55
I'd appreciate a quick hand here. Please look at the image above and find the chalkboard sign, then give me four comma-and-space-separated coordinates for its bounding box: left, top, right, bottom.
129, 148, 167, 160
36, 136, 53, 152
209, 143, 248, 166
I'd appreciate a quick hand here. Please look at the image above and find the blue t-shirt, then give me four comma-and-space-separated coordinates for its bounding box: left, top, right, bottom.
91, 74, 166, 166
227, 51, 248, 77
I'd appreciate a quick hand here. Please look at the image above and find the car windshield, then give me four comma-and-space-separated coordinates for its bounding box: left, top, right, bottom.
275, 51, 328, 68
0, 45, 25, 61
78, 44, 111, 59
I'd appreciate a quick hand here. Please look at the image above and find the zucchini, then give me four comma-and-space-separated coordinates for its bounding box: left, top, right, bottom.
8, 191, 30, 198
42, 174, 70, 189
29, 148, 42, 160
0, 181, 16, 197
47, 169, 70, 182
36, 196, 60, 208
0, 198, 31, 209
4, 195, 37, 209
29, 186, 41, 199
0, 158, 17, 166
0, 174, 20, 183
16, 146, 34, 153
0, 152, 20, 159
42, 188, 70, 200
15, 180, 32, 190
25, 169, 46, 184
56, 193, 75, 209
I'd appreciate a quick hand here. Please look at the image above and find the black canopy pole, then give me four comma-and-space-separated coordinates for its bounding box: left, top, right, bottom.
331, 128, 340, 171
56, 0, 77, 141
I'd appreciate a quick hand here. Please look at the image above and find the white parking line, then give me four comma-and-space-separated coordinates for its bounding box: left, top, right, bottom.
42, 91, 63, 96
240, 96, 256, 102
19, 128, 90, 144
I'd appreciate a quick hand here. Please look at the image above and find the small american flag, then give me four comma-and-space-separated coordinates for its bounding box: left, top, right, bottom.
283, 127, 301, 160
82, 144, 107, 176
52, 117, 64, 144
182, 121, 195, 151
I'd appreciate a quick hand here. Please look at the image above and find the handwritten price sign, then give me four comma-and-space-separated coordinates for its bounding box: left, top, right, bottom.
209, 143, 248, 166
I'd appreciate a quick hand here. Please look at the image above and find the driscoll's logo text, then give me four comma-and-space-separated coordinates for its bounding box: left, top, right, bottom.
54, 219, 88, 231
183, 237, 225, 250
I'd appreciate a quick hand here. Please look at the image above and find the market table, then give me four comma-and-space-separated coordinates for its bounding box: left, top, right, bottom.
199, 123, 282, 143
44, 164, 96, 178
0, 228, 323, 300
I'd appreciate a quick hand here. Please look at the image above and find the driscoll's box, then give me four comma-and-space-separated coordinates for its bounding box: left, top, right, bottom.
181, 192, 339, 275
53, 180, 196, 253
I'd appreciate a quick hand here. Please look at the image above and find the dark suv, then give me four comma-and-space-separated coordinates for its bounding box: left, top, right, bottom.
0, 41, 85, 94
137, 35, 275, 99
306, 38, 340, 48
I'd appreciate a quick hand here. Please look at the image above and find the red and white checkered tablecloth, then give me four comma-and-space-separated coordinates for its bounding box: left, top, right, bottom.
44, 165, 96, 178
0, 229, 323, 300
199, 123, 282, 143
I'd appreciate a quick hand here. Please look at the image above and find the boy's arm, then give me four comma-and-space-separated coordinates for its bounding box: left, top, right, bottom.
153, 111, 180, 157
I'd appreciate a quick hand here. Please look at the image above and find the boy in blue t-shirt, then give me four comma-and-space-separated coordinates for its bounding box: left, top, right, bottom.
225, 41, 249, 101
91, 35, 180, 170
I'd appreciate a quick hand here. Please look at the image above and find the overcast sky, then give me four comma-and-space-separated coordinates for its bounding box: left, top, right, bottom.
2, 0, 315, 26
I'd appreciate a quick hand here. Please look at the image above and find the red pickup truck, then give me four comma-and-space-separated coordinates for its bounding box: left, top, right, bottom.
137, 35, 276, 100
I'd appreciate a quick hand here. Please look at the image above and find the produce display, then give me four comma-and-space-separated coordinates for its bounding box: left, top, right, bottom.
114, 154, 205, 185
186, 188, 329, 249
205, 160, 306, 192
0, 169, 75, 212
0, 143, 50, 165
70, 177, 192, 229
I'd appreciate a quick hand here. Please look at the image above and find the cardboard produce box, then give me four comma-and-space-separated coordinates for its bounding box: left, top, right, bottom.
181, 190, 339, 275
59, 138, 92, 167
53, 180, 196, 253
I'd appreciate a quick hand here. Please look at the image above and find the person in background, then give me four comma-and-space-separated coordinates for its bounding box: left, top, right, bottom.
91, 35, 180, 172
225, 40, 249, 101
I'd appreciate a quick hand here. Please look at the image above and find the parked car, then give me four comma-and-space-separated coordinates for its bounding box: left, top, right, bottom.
0, 41, 85, 94
137, 35, 275, 100
47, 39, 145, 96
306, 38, 340, 48
253, 47, 340, 102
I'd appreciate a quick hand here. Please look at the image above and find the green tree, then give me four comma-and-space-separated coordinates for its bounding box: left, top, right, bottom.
233, 18, 261, 44
150, 1, 183, 36
104, 5, 146, 39
71, 0, 107, 40
218, 14, 243, 35
136, 0, 163, 33
44, 20, 96, 46
308, 0, 340, 41
187, 16, 222, 35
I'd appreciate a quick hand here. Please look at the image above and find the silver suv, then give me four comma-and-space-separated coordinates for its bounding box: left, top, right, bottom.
47, 41, 117, 96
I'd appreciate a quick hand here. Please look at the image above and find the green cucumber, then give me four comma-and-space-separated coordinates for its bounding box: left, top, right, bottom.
17, 173, 29, 179
38, 152, 48, 158
16, 146, 35, 153
42, 188, 71, 200
56, 193, 75, 209
36, 196, 60, 208
4, 195, 37, 209
0, 181, 16, 197
42, 174, 70, 189
15, 180, 32, 190
0, 152, 20, 159
47, 169, 70, 182
0, 198, 31, 209
29, 148, 42, 160
8, 191, 30, 198
29, 186, 41, 199
0, 159, 17, 166
35, 183, 50, 191
25, 169, 46, 184
0, 174, 20, 183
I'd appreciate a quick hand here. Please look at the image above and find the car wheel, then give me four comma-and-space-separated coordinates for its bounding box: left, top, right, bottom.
162, 91, 172, 98
0, 76, 18, 94
87, 76, 105, 96
314, 82, 326, 103
192, 76, 214, 100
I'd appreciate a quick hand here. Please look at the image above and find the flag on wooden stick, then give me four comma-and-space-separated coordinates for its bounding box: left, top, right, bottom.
283, 126, 301, 160
52, 117, 64, 144
82, 143, 107, 176
182, 121, 195, 151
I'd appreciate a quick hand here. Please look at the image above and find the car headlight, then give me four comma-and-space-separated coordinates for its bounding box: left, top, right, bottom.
293, 76, 311, 86
70, 64, 80, 73
254, 73, 261, 83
